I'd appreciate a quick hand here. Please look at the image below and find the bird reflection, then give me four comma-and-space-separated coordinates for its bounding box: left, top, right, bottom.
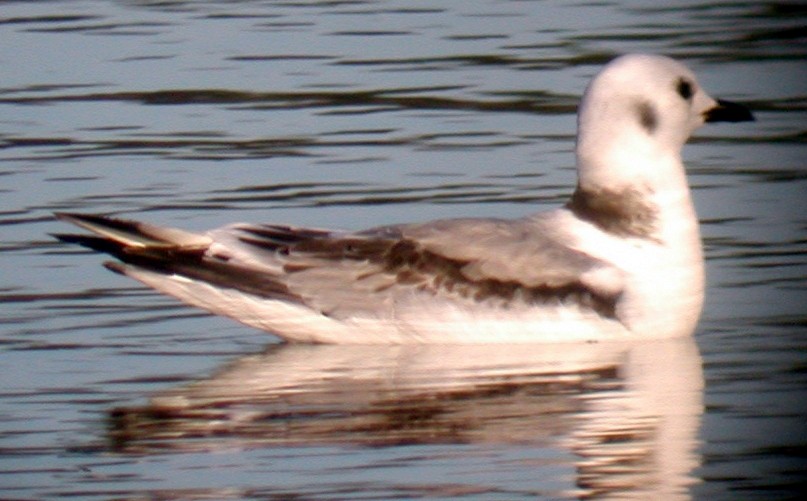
110, 338, 703, 498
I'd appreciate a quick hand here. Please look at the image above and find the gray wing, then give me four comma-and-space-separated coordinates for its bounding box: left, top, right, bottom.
54, 211, 625, 321
230, 213, 625, 319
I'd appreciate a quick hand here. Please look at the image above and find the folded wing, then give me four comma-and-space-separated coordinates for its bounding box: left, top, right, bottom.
54, 212, 625, 324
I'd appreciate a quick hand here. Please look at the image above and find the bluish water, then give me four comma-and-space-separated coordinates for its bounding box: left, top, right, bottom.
1, 1, 805, 499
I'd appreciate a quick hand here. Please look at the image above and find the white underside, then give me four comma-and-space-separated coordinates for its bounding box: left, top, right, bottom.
101, 188, 705, 345
116, 192, 704, 344
121, 265, 633, 344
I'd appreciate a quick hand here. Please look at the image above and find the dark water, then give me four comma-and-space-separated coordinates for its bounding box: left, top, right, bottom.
1, 1, 806, 499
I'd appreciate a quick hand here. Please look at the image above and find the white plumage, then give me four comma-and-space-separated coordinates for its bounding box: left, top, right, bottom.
56, 54, 753, 343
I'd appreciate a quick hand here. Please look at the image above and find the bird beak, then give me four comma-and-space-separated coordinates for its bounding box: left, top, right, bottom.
704, 99, 755, 123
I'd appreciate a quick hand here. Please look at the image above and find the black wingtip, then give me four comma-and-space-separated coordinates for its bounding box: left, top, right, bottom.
103, 261, 128, 276
54, 211, 132, 229
51, 233, 128, 254
54, 211, 94, 223
51, 232, 78, 244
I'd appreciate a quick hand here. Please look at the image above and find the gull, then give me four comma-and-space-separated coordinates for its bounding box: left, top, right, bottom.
55, 54, 753, 344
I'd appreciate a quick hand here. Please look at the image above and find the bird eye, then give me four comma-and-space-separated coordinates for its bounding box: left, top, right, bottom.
676, 78, 693, 100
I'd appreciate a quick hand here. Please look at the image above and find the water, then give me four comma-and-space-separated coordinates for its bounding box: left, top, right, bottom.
1, 0, 805, 499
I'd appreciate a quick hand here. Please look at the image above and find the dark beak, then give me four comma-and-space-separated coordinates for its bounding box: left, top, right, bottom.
704, 99, 755, 123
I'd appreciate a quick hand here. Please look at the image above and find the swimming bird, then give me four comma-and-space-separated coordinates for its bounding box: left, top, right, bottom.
55, 54, 753, 344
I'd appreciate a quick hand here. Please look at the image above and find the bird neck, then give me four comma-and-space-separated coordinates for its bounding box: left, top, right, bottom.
571, 139, 693, 233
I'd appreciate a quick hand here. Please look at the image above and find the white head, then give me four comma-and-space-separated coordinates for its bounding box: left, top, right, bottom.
575, 54, 752, 191
567, 55, 752, 338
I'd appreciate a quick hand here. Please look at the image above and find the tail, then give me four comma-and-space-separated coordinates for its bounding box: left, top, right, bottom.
53, 212, 327, 340
53, 212, 212, 250
54, 212, 296, 298
53, 212, 213, 274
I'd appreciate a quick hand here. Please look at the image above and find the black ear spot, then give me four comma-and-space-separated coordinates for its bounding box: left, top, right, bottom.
677, 78, 693, 100
637, 101, 658, 134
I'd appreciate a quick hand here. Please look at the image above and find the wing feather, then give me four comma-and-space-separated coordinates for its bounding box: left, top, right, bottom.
231, 214, 624, 319
55, 212, 625, 322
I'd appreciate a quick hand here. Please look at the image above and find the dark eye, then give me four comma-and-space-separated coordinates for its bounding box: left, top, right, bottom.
676, 78, 693, 100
